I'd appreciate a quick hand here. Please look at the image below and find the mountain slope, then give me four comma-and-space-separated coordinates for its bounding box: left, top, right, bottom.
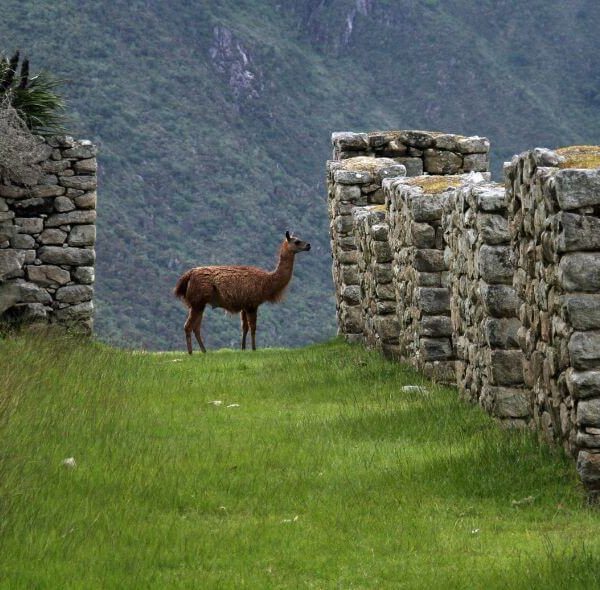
1, 0, 598, 349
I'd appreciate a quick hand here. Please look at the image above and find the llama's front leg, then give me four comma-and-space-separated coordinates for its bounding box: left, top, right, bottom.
241, 310, 249, 350
192, 307, 207, 353
247, 309, 258, 351
184, 308, 196, 354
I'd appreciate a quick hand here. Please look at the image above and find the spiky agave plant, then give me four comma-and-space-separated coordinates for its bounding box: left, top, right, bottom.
0, 51, 66, 135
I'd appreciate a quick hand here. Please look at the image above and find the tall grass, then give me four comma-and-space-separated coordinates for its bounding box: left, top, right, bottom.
1, 334, 599, 589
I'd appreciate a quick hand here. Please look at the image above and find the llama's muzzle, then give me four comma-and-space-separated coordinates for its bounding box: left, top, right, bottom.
305, 243, 311, 251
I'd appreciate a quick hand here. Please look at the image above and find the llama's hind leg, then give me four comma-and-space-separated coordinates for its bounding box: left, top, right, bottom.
247, 308, 258, 351
240, 310, 249, 350
192, 307, 207, 353
184, 308, 196, 354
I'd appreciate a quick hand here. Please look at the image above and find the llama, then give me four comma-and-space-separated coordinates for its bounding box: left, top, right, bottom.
173, 231, 311, 353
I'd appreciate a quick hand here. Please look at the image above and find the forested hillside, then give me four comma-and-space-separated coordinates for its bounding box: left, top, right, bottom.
1, 0, 599, 349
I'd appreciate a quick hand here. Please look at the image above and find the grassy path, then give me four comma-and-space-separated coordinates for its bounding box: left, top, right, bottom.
1, 335, 599, 588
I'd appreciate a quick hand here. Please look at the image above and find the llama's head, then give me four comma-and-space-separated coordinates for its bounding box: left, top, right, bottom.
285, 231, 311, 253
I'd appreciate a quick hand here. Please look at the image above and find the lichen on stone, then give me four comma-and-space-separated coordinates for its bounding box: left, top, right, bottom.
341, 156, 399, 173
556, 145, 600, 169
402, 175, 465, 194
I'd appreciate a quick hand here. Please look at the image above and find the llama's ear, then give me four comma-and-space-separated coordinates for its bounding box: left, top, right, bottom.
285, 230, 291, 241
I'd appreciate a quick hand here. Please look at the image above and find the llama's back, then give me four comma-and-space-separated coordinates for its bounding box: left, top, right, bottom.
184, 265, 269, 312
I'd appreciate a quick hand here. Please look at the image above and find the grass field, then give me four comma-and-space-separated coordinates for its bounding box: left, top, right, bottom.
1, 334, 600, 589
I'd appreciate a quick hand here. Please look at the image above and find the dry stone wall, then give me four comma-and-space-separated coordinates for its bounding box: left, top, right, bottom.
328, 130, 600, 495
0, 135, 97, 332
505, 146, 600, 493
443, 180, 529, 425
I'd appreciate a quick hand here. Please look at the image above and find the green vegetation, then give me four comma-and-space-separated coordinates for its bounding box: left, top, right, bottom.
0, 1, 599, 349
1, 335, 599, 589
0, 50, 65, 134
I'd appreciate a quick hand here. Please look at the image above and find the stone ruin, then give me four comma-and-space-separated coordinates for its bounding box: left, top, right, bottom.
327, 130, 600, 496
0, 136, 97, 332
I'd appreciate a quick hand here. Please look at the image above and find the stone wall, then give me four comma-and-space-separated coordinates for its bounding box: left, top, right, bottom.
443, 180, 529, 424
0, 135, 97, 332
505, 146, 600, 493
328, 130, 600, 495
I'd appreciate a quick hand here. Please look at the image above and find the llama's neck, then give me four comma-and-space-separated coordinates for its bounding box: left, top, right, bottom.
266, 241, 295, 299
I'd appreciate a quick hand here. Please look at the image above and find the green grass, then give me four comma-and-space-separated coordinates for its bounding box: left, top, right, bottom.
1, 334, 600, 589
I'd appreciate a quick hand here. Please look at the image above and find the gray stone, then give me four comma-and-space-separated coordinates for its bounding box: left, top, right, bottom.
10, 234, 35, 249
558, 253, 600, 292
0, 185, 28, 199
375, 283, 395, 300
62, 144, 98, 159
341, 285, 361, 305
411, 223, 436, 248
59, 176, 97, 191
409, 193, 448, 222
0, 250, 26, 279
38, 246, 95, 266
554, 212, 600, 252
13, 281, 52, 305
398, 131, 436, 149
54, 196, 76, 212
55, 285, 93, 303
424, 149, 462, 175
478, 245, 513, 284
0, 198, 7, 212
433, 134, 461, 151
488, 350, 524, 385
531, 147, 561, 167
334, 184, 362, 202
482, 317, 521, 348
68, 225, 96, 246
421, 315, 452, 337
414, 249, 446, 272
417, 288, 450, 314
38, 228, 68, 245
72, 266, 95, 284
562, 295, 600, 330
15, 218, 43, 234
74, 192, 97, 209
489, 387, 530, 418
477, 214, 509, 245
374, 264, 393, 284
569, 331, 600, 371
372, 241, 392, 263
395, 158, 424, 177
463, 153, 489, 172
555, 169, 600, 210
458, 136, 490, 154
577, 450, 600, 489
0, 211, 15, 222
53, 300, 94, 322
566, 369, 600, 399
0, 282, 22, 314
45, 210, 96, 228
73, 158, 97, 174
27, 265, 71, 287
331, 132, 369, 151
420, 338, 453, 361
333, 169, 373, 185
374, 316, 399, 342
0, 224, 16, 242
473, 186, 506, 211
577, 399, 600, 427
29, 185, 65, 198
480, 283, 520, 318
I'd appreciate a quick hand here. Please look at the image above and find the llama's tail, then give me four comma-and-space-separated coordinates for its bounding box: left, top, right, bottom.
173, 270, 193, 300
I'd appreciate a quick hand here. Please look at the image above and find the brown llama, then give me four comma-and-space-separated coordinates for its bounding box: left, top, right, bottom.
173, 231, 311, 353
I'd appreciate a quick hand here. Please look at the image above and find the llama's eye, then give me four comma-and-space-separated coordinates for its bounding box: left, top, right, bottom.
294, 240, 300, 245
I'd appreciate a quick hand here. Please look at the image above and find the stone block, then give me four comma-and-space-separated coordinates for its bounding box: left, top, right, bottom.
53, 300, 94, 322
72, 266, 95, 284
482, 317, 521, 348
480, 283, 520, 318
554, 212, 600, 253
0, 250, 26, 280
74, 192, 97, 209
68, 224, 96, 246
421, 315, 452, 337
10, 234, 35, 249
38, 228, 67, 245
38, 246, 95, 266
27, 265, 71, 287
334, 170, 373, 185
478, 245, 513, 284
555, 168, 600, 210
473, 186, 506, 212
414, 249, 446, 272
577, 450, 600, 489
334, 184, 362, 202
424, 149, 462, 175
409, 193, 447, 222
395, 158, 423, 177
59, 175, 97, 191
488, 349, 524, 385
15, 218, 43, 234
55, 285, 93, 303
411, 223, 435, 248
54, 196, 76, 212
476, 214, 509, 245
569, 331, 600, 371
488, 386, 530, 418
341, 285, 361, 305
73, 158, 97, 174
562, 294, 600, 330
332, 132, 369, 151
417, 288, 450, 314
577, 399, 600, 427
420, 337, 453, 361
45, 210, 97, 227
458, 136, 490, 154
463, 153, 489, 172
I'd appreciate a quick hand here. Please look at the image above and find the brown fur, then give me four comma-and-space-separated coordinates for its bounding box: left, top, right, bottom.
174, 232, 310, 353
